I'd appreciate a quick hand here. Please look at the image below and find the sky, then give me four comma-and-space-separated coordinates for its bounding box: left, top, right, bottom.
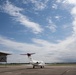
0, 0, 76, 63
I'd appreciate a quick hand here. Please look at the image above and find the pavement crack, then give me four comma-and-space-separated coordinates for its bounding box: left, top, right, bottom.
60, 70, 70, 75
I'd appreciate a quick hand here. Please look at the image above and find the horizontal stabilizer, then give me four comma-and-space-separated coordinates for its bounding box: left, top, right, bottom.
20, 53, 35, 57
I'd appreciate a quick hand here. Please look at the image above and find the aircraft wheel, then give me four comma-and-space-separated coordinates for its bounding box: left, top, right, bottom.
41, 66, 43, 68
43, 66, 44, 68
41, 66, 44, 68
33, 65, 35, 68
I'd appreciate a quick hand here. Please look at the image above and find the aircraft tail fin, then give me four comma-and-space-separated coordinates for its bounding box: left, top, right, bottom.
21, 53, 35, 57
21, 53, 35, 61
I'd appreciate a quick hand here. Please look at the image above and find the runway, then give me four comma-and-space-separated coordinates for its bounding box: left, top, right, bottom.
0, 65, 76, 75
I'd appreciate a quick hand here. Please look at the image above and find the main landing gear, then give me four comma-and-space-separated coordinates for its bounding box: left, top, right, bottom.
33, 65, 44, 68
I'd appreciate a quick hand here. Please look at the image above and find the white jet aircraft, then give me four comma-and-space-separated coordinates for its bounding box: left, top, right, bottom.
21, 53, 45, 68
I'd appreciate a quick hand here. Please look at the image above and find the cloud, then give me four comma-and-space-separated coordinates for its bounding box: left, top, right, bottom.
0, 0, 76, 63
72, 18, 76, 35
71, 6, 76, 16
23, 0, 49, 11
52, 4, 58, 9
31, 0, 48, 10
56, 0, 76, 35
0, 35, 76, 63
46, 17, 57, 32
65, 0, 76, 5
56, 0, 61, 3
66, 1, 76, 35
0, 36, 41, 52
54, 0, 76, 62
54, 15, 62, 22
0, 0, 43, 34
33, 38, 56, 47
